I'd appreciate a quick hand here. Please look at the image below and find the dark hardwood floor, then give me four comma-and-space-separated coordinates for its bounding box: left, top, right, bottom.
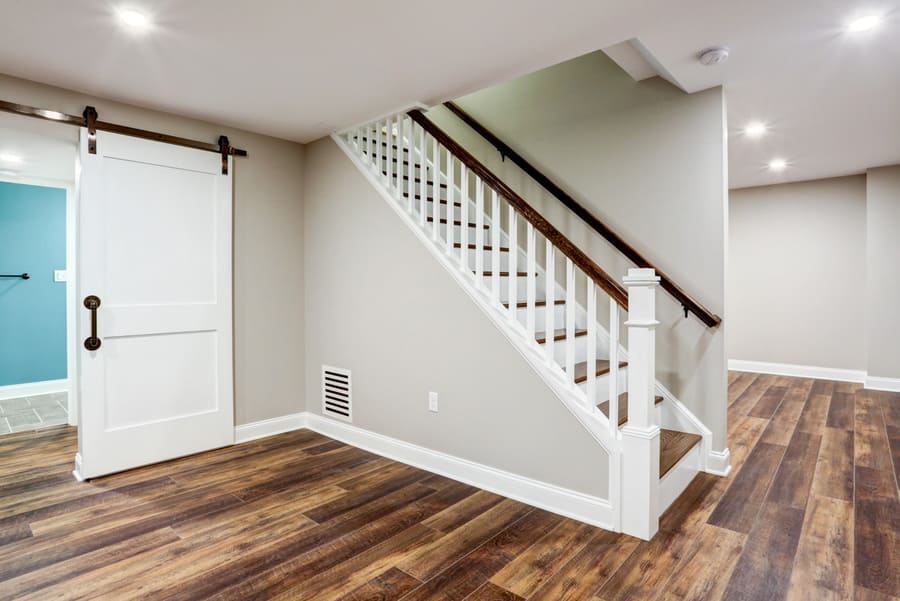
0, 372, 896, 600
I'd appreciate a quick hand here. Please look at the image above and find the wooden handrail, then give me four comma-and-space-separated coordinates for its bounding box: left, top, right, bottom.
443, 101, 721, 328
408, 109, 628, 309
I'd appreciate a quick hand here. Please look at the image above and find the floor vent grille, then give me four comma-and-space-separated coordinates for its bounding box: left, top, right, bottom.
322, 365, 352, 421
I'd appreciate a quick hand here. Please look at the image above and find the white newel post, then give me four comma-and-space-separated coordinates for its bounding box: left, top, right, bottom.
620, 268, 661, 540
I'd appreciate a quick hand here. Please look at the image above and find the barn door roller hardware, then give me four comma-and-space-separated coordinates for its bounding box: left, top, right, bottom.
0, 99, 247, 174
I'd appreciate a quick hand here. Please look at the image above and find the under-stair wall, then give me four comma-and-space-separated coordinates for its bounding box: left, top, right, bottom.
427, 50, 729, 453
302, 137, 612, 513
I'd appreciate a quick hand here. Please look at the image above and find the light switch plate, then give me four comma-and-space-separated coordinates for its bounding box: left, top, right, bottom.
428, 391, 439, 413
53, 270, 67, 282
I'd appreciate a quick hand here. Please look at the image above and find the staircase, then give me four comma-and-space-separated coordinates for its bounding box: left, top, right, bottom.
333, 109, 711, 540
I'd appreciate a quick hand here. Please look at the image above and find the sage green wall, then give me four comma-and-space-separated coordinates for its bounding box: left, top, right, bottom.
302, 136, 608, 498
0, 73, 306, 425
428, 51, 728, 450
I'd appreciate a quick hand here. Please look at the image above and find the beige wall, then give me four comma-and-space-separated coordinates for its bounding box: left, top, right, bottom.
428, 51, 728, 450
302, 137, 608, 497
0, 74, 306, 425
866, 165, 900, 380
728, 176, 867, 370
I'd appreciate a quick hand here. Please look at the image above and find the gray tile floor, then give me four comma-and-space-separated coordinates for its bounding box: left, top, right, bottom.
0, 392, 69, 434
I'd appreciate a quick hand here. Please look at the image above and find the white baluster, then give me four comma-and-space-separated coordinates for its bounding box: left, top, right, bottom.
432, 137, 440, 240
460, 164, 469, 268
508, 208, 518, 321
475, 178, 484, 280
586, 282, 598, 413
565, 259, 575, 380
446, 157, 455, 256
491, 190, 500, 302
432, 142, 440, 241
608, 298, 619, 438
526, 223, 536, 336
385, 119, 392, 186
418, 126, 426, 226
376, 120, 383, 178
544, 241, 555, 364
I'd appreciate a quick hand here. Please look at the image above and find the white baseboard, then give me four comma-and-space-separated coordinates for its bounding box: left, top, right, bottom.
307, 413, 614, 529
0, 379, 68, 401
728, 360, 865, 384
234, 413, 309, 443
235, 411, 614, 530
706, 448, 732, 476
865, 376, 900, 393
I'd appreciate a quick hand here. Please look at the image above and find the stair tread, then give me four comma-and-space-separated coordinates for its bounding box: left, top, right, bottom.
386, 174, 448, 189
570, 360, 628, 383
502, 300, 566, 308
477, 271, 536, 277
402, 193, 461, 207
453, 243, 510, 252
535, 329, 587, 344
427, 217, 489, 229
659, 429, 702, 478
597, 394, 665, 426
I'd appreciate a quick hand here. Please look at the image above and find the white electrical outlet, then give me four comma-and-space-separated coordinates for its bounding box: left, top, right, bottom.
53, 270, 67, 282
428, 391, 439, 413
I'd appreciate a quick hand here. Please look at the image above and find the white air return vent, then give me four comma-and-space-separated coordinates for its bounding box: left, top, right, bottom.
322, 365, 352, 422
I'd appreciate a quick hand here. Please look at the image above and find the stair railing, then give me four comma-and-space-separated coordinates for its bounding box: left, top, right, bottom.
338, 109, 662, 538
443, 101, 721, 328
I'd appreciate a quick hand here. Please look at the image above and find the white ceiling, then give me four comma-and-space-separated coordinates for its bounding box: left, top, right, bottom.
0, 0, 897, 189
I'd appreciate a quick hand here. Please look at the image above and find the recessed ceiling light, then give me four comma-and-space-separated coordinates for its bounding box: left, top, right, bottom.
848, 15, 882, 32
118, 7, 150, 28
768, 158, 788, 171
0, 154, 23, 164
744, 122, 768, 138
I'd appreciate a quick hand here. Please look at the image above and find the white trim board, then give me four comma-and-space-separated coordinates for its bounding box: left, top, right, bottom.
234, 413, 309, 443
728, 360, 866, 384
729, 360, 900, 393
865, 376, 900, 393
0, 379, 68, 401
232, 411, 615, 531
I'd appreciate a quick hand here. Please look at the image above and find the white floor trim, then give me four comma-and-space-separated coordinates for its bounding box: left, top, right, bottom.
233, 411, 614, 530
865, 376, 900, 393
729, 360, 865, 384
0, 379, 68, 401
706, 448, 732, 476
307, 414, 615, 530
234, 413, 309, 444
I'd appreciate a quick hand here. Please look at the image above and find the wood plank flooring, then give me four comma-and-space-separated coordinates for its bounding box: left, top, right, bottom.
0, 372, 897, 600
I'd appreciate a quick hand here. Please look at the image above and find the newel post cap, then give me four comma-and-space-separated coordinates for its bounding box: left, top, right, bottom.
623, 268, 660, 287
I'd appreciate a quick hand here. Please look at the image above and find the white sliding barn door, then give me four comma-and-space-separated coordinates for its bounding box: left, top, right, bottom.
76, 130, 233, 480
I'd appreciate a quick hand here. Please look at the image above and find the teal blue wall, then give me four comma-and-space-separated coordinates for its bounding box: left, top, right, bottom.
0, 182, 67, 386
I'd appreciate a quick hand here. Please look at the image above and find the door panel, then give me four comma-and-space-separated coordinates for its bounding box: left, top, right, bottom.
77, 129, 233, 479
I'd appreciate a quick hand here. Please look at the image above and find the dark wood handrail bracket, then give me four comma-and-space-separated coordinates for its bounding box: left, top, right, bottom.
408, 109, 628, 309
442, 101, 721, 328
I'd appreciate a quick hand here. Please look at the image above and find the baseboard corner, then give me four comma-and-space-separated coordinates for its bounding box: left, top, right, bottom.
706, 447, 732, 477
234, 412, 309, 444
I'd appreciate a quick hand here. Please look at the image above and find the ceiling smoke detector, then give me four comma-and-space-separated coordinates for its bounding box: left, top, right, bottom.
698, 46, 730, 66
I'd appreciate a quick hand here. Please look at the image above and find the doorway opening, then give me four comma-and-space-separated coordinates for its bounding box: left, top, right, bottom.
0, 112, 78, 435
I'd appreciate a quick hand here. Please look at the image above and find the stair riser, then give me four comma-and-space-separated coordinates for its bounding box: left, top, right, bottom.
578, 368, 629, 404
464, 248, 513, 271
508, 304, 569, 327
485, 275, 550, 302
544, 335, 609, 365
